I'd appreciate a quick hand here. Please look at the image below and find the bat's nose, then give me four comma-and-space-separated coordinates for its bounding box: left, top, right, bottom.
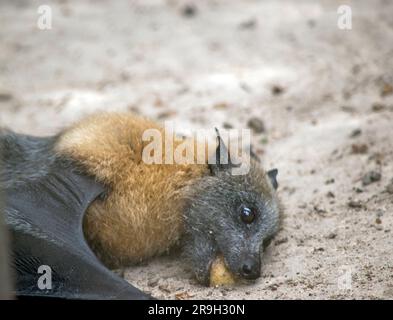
240, 258, 260, 280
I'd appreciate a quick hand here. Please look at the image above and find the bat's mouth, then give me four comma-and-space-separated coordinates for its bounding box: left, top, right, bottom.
220, 252, 261, 281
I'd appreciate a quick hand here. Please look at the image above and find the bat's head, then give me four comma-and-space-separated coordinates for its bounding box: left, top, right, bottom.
183, 132, 281, 285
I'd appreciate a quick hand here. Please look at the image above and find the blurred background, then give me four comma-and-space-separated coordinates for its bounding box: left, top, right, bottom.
1, 0, 393, 299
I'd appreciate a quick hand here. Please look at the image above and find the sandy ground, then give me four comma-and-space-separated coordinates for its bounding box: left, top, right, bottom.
1, 0, 393, 299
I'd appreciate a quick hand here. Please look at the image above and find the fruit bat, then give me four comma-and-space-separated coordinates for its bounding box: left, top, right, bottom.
1, 112, 281, 298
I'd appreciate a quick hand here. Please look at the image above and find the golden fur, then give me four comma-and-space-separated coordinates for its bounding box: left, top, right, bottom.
55, 113, 210, 267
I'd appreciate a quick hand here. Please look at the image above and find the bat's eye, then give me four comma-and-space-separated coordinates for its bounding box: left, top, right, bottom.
240, 206, 256, 224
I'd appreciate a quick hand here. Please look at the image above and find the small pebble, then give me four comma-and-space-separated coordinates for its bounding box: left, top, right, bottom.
326, 191, 335, 198
0, 92, 13, 102
350, 129, 362, 138
158, 284, 171, 293
147, 279, 159, 287
239, 18, 257, 29
362, 171, 381, 186
354, 187, 364, 193
372, 103, 386, 112
348, 200, 363, 209
157, 110, 177, 119
181, 4, 197, 17
274, 237, 288, 246
325, 178, 335, 185
327, 232, 337, 239
351, 144, 368, 154
247, 117, 265, 134
271, 85, 284, 96
222, 122, 233, 129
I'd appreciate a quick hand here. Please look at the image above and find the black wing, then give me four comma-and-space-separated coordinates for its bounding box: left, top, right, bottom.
1, 132, 150, 299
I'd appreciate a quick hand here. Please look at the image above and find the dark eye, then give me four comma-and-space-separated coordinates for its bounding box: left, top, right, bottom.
240, 206, 256, 224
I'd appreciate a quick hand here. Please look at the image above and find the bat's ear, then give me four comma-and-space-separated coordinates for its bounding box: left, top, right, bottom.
209, 128, 239, 175
267, 168, 278, 189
